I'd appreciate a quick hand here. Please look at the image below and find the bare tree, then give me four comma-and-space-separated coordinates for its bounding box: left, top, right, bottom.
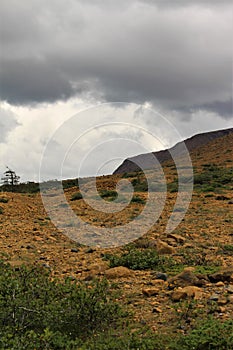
1, 167, 20, 190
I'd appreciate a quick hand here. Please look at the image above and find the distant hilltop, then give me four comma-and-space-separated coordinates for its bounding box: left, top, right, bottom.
113, 127, 233, 174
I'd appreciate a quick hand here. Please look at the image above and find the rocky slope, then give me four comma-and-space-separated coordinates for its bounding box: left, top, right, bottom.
114, 127, 233, 174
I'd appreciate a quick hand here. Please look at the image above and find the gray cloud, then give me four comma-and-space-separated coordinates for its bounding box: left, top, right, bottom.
0, 0, 232, 119
0, 108, 19, 143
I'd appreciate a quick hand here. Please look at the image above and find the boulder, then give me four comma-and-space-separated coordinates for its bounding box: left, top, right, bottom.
105, 266, 132, 279
208, 267, 233, 283
156, 239, 175, 255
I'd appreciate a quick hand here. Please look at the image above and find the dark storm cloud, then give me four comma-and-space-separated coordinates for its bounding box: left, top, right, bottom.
0, 0, 232, 118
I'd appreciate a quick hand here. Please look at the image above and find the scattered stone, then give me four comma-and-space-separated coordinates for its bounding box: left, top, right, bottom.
228, 200, 233, 204
168, 267, 203, 288
215, 195, 229, 201
153, 272, 168, 281
226, 285, 233, 294
208, 267, 233, 283
171, 290, 187, 302
105, 266, 132, 279
142, 288, 160, 297
217, 297, 228, 306
150, 279, 166, 286
156, 239, 175, 255
167, 233, 185, 244
85, 248, 95, 253
71, 248, 79, 253
88, 262, 108, 274
26, 245, 34, 249
152, 307, 163, 313
171, 286, 202, 301
42, 263, 50, 269
216, 281, 225, 287
208, 294, 219, 302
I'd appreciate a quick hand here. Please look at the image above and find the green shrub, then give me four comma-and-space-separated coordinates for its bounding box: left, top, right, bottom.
104, 248, 160, 270
0, 197, 8, 203
0, 261, 123, 347
172, 317, 233, 350
131, 195, 146, 204
0, 207, 3, 214
70, 192, 83, 201
99, 190, 118, 201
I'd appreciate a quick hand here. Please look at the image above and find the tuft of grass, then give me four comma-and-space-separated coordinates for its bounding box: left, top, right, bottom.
0, 197, 8, 203
70, 192, 83, 201
131, 195, 146, 205
103, 248, 160, 270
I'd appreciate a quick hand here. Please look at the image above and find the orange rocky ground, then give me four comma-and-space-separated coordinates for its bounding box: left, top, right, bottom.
0, 133, 232, 334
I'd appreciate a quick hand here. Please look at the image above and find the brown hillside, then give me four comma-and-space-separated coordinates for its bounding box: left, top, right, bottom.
0, 129, 233, 336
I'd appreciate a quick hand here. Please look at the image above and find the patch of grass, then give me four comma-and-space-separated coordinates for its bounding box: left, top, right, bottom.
70, 192, 83, 201
99, 190, 118, 201
103, 248, 160, 270
171, 317, 233, 350
131, 195, 146, 205
0, 197, 8, 203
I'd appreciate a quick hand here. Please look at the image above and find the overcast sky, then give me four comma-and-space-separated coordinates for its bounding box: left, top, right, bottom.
0, 0, 232, 182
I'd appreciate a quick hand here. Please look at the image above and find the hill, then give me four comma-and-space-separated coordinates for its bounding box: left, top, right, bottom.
0, 128, 233, 348
114, 127, 233, 174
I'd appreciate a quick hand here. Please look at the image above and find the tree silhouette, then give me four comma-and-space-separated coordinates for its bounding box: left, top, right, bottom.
1, 167, 20, 190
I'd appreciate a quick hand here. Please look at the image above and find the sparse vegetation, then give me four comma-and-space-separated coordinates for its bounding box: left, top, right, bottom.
0, 197, 8, 203
70, 192, 83, 201
103, 248, 161, 270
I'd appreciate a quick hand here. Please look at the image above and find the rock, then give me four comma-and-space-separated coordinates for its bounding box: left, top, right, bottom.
71, 248, 79, 253
171, 290, 187, 302
88, 262, 108, 274
142, 288, 160, 297
167, 233, 185, 244
152, 307, 163, 313
150, 279, 166, 286
216, 281, 225, 287
217, 297, 228, 305
171, 286, 202, 302
215, 195, 229, 201
85, 248, 95, 253
226, 285, 233, 294
208, 267, 233, 283
153, 272, 168, 281
105, 266, 132, 279
228, 200, 233, 204
168, 267, 202, 288
156, 239, 175, 255
208, 294, 219, 302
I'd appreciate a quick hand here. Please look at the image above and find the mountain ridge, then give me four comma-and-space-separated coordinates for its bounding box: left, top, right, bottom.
113, 127, 233, 174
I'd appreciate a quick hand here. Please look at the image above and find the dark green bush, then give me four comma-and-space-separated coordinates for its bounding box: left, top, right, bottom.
70, 192, 83, 201
0, 197, 8, 203
0, 261, 123, 348
104, 248, 160, 270
99, 190, 118, 201
131, 195, 146, 204
172, 317, 233, 350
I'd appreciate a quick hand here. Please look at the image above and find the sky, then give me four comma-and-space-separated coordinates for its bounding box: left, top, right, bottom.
0, 0, 232, 182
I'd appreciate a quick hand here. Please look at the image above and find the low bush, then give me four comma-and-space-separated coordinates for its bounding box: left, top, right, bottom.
171, 317, 233, 350
70, 192, 83, 201
0, 261, 123, 348
103, 248, 160, 270
131, 195, 146, 204
0, 197, 8, 203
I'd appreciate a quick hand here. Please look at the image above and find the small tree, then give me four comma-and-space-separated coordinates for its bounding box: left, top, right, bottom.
1, 167, 20, 190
